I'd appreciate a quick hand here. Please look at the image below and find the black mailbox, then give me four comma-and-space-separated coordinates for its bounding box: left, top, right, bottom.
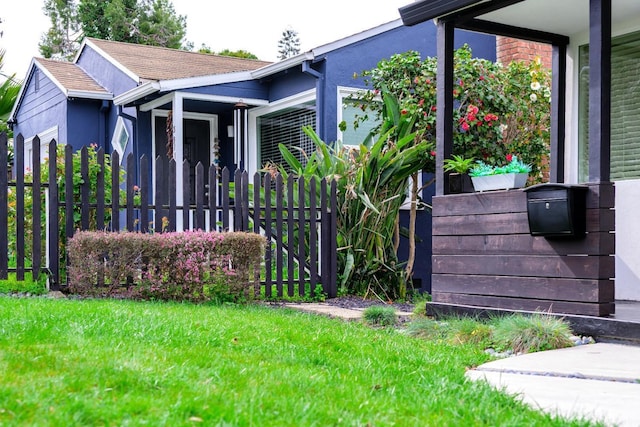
523, 183, 588, 238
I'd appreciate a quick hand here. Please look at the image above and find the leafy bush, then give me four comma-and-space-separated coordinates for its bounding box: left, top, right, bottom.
362, 305, 397, 327
67, 230, 265, 303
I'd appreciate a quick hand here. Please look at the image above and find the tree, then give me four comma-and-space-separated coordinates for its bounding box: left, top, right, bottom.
40, 0, 188, 59
216, 49, 258, 60
0, 38, 22, 137
277, 28, 300, 60
39, 0, 80, 60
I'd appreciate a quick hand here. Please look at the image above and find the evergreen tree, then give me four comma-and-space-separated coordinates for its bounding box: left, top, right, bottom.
277, 28, 300, 60
40, 0, 188, 59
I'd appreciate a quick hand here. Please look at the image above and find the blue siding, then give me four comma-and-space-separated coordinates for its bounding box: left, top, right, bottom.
13, 66, 68, 143
181, 80, 269, 100
76, 46, 138, 98
267, 69, 316, 102
66, 100, 104, 150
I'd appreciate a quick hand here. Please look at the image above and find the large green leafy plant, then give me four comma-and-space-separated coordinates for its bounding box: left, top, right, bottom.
277, 94, 431, 299
353, 45, 551, 182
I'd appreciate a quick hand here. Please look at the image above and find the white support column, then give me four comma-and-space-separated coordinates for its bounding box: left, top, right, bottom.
234, 102, 248, 170
173, 92, 184, 231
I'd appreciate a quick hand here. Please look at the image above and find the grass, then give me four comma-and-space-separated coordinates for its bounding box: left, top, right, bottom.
407, 313, 574, 354
0, 298, 597, 426
362, 305, 397, 327
0, 273, 48, 295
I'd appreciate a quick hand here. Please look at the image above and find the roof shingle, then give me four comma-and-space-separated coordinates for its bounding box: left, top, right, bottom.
86, 38, 273, 82
35, 58, 110, 95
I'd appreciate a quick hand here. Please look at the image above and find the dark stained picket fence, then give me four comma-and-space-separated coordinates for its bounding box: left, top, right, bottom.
0, 132, 338, 298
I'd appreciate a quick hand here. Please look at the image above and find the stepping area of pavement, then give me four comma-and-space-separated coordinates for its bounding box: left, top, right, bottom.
282, 302, 413, 321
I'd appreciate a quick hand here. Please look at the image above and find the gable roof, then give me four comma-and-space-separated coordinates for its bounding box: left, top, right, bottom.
84, 38, 273, 83
35, 58, 112, 97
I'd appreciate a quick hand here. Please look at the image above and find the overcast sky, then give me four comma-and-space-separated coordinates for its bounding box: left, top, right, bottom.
0, 0, 410, 79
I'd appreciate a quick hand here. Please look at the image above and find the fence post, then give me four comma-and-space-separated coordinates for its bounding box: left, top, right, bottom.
264, 173, 272, 298
309, 178, 317, 296
195, 162, 204, 230
0, 132, 8, 280
96, 148, 105, 231
140, 154, 149, 233
48, 139, 59, 289
126, 153, 135, 232
329, 179, 338, 298
110, 151, 120, 231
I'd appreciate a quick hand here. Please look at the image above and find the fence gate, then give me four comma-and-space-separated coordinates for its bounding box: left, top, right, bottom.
0, 132, 338, 298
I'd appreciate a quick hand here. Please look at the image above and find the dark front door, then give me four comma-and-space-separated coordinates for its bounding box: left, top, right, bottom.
154, 116, 211, 206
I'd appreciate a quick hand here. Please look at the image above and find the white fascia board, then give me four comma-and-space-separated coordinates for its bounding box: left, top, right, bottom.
312, 19, 402, 57
82, 38, 140, 82
67, 90, 113, 100
180, 92, 269, 106
250, 52, 314, 79
8, 59, 36, 123
158, 70, 255, 92
114, 81, 161, 106
140, 92, 269, 112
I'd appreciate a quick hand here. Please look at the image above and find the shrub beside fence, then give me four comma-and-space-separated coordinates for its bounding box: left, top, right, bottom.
0, 132, 338, 298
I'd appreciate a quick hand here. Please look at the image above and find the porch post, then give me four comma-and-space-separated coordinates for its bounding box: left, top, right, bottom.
588, 0, 611, 183
550, 43, 567, 183
233, 102, 248, 171
173, 92, 185, 230
436, 18, 455, 196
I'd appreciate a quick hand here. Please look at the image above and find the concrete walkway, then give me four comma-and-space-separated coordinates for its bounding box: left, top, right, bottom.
284, 303, 640, 426
466, 343, 640, 426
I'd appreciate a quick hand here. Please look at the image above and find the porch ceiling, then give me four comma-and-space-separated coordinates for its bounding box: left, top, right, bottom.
478, 0, 640, 37
402, 0, 640, 39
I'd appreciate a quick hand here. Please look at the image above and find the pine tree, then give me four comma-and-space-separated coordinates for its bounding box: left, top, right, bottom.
277, 28, 300, 60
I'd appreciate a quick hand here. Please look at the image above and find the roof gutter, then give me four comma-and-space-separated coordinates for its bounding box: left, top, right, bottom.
302, 60, 325, 141
114, 81, 160, 106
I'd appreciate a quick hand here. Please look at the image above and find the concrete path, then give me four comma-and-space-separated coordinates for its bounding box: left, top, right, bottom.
466, 343, 640, 426
282, 302, 413, 321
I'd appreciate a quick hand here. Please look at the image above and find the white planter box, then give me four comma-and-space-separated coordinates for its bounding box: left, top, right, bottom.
471, 173, 528, 192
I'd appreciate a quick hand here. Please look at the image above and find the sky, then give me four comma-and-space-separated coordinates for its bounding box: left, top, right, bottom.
0, 0, 411, 79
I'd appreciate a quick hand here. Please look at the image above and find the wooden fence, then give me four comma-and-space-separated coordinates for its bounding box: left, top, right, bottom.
0, 132, 338, 298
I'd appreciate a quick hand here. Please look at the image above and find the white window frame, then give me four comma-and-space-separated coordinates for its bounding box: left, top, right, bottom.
111, 116, 129, 164
24, 126, 59, 173
248, 89, 316, 176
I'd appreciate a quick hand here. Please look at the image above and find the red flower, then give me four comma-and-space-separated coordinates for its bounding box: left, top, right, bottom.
479, 75, 485, 81
418, 99, 425, 107
430, 151, 436, 157
506, 154, 513, 162
461, 121, 470, 132
401, 109, 408, 115
431, 106, 437, 112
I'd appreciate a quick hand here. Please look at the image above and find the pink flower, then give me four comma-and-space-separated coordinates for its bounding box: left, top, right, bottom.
461, 121, 470, 132
506, 154, 513, 162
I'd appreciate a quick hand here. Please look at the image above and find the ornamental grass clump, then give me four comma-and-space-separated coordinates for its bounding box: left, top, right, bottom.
490, 313, 574, 354
362, 305, 398, 327
469, 154, 532, 177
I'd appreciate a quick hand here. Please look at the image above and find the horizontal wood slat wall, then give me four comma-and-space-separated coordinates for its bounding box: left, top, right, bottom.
431, 184, 615, 316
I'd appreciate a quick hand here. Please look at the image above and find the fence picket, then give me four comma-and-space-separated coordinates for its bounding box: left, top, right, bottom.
80, 147, 90, 231
32, 136, 41, 280
287, 175, 295, 297
15, 134, 24, 281
48, 139, 59, 288
140, 155, 149, 233
96, 148, 105, 231
168, 159, 176, 232
195, 162, 204, 230
126, 153, 135, 232
221, 167, 229, 231
298, 176, 305, 297
111, 151, 120, 231
65, 145, 74, 240
275, 174, 284, 297
154, 156, 163, 233
182, 159, 190, 231
309, 178, 318, 295
0, 133, 7, 280
234, 169, 242, 231
208, 166, 217, 232
264, 173, 272, 298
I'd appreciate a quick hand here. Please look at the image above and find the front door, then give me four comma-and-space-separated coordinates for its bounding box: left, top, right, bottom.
154, 116, 213, 206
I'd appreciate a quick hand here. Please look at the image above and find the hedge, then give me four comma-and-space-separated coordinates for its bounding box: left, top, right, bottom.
67, 230, 265, 302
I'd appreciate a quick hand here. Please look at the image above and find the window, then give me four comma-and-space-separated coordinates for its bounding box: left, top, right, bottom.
257, 100, 316, 169
111, 116, 129, 163
579, 31, 640, 181
337, 87, 381, 147
24, 126, 58, 172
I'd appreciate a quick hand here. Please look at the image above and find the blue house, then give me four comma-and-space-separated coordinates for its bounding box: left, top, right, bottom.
9, 18, 496, 291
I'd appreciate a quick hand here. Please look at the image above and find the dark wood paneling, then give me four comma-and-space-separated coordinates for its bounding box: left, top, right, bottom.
432, 292, 613, 316
433, 212, 529, 235
432, 274, 614, 302
433, 254, 614, 279
433, 190, 527, 216
433, 231, 614, 255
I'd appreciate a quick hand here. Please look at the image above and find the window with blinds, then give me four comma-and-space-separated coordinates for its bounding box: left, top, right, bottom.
341, 98, 381, 146
257, 101, 316, 170
579, 31, 640, 181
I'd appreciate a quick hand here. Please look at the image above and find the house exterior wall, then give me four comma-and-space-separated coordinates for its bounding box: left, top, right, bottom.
13, 67, 68, 145
496, 36, 552, 68
66, 100, 105, 149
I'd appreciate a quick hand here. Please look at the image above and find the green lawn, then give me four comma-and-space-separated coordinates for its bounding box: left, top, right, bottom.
0, 298, 596, 426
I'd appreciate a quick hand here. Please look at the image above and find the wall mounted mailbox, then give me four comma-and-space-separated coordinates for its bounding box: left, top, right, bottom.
524, 183, 589, 238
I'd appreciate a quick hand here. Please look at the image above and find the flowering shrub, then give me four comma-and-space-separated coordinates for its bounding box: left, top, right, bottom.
67, 230, 265, 303
352, 44, 551, 182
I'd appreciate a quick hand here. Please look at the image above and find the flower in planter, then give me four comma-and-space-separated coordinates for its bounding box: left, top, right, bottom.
469, 154, 532, 177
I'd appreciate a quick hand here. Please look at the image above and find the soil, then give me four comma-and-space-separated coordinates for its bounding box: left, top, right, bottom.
324, 295, 415, 313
